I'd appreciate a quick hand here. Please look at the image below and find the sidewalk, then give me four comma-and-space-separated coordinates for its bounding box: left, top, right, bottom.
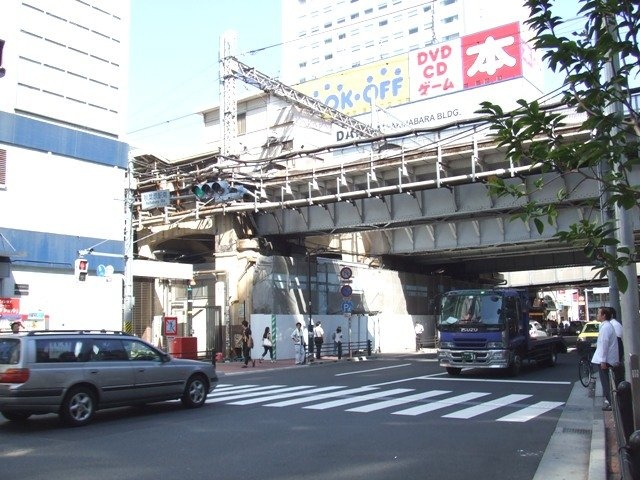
214, 354, 355, 375
214, 353, 616, 480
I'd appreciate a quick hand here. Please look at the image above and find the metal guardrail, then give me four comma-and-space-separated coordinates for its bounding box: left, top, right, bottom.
609, 367, 640, 479
184, 340, 374, 364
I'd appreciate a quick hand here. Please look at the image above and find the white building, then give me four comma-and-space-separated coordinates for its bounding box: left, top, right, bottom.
0, 1, 130, 331
281, 0, 531, 84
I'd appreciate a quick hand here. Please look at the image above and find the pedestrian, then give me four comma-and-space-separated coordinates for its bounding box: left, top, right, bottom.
414, 322, 424, 351
260, 326, 274, 363
608, 306, 624, 384
591, 307, 619, 410
313, 321, 324, 359
291, 321, 306, 365
10, 321, 21, 334
307, 321, 315, 360
334, 326, 343, 360
241, 320, 255, 368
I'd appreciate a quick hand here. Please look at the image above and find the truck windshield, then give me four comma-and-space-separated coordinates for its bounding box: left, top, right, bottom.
439, 293, 503, 328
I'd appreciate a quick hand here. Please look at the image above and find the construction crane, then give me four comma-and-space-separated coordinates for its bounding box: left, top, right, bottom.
219, 31, 381, 156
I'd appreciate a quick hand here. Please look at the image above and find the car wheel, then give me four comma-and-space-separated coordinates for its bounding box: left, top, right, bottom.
446, 367, 462, 376
508, 354, 522, 376
181, 374, 208, 408
60, 386, 96, 427
1, 411, 31, 422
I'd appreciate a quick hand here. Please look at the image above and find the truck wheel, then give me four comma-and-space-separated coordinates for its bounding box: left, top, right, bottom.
545, 348, 558, 367
508, 355, 522, 376
446, 367, 462, 376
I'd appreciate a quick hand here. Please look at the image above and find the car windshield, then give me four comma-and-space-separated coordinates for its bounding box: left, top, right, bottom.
583, 323, 600, 334
0, 338, 20, 365
439, 293, 503, 327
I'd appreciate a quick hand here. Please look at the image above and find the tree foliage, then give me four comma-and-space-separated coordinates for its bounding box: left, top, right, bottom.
478, 0, 639, 292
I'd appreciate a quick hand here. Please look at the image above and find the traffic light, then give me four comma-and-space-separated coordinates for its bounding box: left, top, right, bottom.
190, 180, 253, 203
75, 258, 88, 281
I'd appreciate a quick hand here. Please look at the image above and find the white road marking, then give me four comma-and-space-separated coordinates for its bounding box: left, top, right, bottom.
208, 385, 293, 402
442, 394, 532, 419
496, 401, 565, 422
347, 390, 451, 413
392, 392, 491, 416
229, 386, 344, 405
335, 364, 412, 377
265, 386, 378, 407
303, 388, 413, 410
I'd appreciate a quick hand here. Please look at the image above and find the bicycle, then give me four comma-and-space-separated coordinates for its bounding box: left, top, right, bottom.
578, 355, 596, 387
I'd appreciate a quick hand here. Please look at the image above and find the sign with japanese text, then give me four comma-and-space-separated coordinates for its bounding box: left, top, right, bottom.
141, 189, 170, 211
410, 22, 523, 101
0, 297, 20, 315
297, 22, 527, 123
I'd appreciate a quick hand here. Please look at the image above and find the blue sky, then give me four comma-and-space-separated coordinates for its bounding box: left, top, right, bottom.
127, 0, 282, 154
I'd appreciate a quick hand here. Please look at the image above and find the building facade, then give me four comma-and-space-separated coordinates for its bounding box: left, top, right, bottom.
281, 0, 530, 84
0, 0, 129, 330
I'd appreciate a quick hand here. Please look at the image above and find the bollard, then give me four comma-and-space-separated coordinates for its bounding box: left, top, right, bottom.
627, 430, 640, 479
617, 381, 635, 441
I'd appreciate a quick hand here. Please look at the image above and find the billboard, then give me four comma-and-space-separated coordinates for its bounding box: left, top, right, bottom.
297, 22, 531, 120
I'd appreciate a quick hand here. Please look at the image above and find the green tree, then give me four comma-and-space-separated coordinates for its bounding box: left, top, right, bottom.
478, 0, 639, 292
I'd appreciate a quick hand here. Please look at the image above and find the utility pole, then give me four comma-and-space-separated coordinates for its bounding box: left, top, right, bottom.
603, 15, 640, 385
123, 155, 135, 332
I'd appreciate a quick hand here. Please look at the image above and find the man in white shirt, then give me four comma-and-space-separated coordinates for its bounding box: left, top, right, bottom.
313, 321, 325, 359
591, 307, 619, 410
291, 322, 306, 365
608, 306, 624, 384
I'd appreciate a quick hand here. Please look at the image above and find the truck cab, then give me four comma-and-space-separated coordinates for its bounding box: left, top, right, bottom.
436, 289, 566, 376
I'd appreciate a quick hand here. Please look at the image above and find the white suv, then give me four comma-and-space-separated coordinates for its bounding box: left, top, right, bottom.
0, 330, 218, 427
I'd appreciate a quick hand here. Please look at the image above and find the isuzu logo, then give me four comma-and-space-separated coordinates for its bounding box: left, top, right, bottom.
460, 328, 479, 332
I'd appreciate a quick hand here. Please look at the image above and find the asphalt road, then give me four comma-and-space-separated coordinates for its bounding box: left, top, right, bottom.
0, 352, 579, 480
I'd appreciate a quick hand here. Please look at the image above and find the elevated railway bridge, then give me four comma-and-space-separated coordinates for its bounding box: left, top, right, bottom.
132, 109, 639, 282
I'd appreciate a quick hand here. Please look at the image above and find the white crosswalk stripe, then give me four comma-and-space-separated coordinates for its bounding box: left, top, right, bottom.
303, 388, 413, 410
391, 392, 491, 416
209, 384, 564, 422
209, 385, 303, 403
496, 401, 565, 422
346, 390, 451, 413
265, 386, 378, 407
229, 386, 345, 405
442, 394, 531, 419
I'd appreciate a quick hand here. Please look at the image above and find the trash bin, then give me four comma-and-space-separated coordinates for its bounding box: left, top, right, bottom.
171, 337, 197, 359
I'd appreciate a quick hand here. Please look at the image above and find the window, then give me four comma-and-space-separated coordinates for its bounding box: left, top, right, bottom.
338, 33, 346, 40
237, 112, 246, 135
365, 8, 373, 14
337, 17, 345, 24
89, 339, 128, 361
324, 21, 332, 28
36, 339, 83, 362
324, 37, 332, 44
408, 27, 418, 34
125, 340, 161, 361
443, 33, 459, 41
299, 61, 307, 68
351, 12, 359, 19
443, 15, 458, 24
442, 0, 456, 5
325, 53, 333, 60
379, 20, 388, 26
